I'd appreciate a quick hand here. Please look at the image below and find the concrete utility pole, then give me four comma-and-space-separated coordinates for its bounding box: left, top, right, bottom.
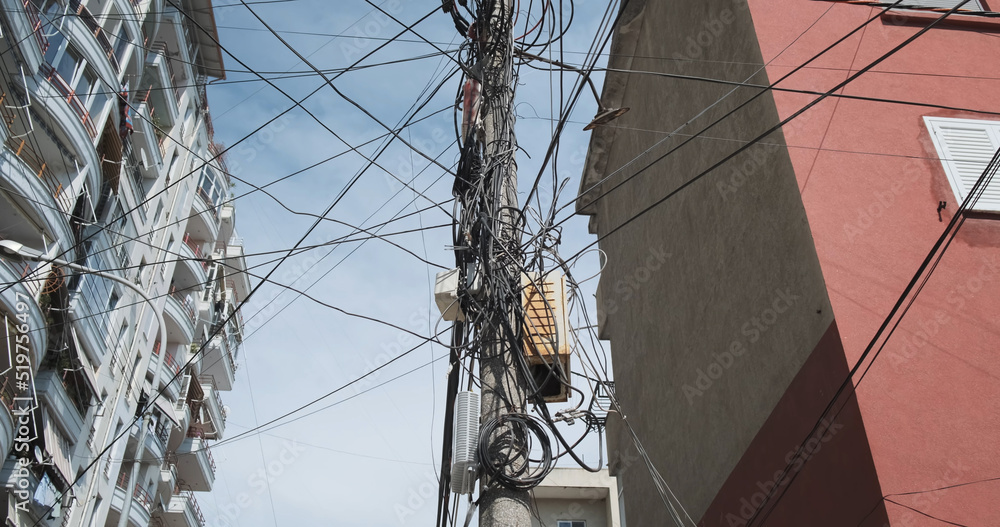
478, 1, 530, 526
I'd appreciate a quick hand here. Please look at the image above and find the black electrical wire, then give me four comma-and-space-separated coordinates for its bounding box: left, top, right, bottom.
477, 413, 554, 491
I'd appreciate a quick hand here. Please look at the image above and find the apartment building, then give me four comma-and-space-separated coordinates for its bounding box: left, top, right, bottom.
0, 0, 249, 525
579, 1, 999, 525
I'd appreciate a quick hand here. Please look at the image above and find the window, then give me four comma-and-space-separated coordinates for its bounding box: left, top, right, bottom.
107, 289, 119, 311
54, 46, 82, 84
826, 0, 989, 13
558, 522, 586, 527
924, 116, 1000, 213
900, 0, 984, 9
114, 25, 130, 62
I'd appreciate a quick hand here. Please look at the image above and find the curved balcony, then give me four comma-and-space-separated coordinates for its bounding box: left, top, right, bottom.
142, 46, 179, 127
113, 0, 143, 71
28, 73, 100, 193
188, 188, 220, 243
163, 489, 206, 527
131, 102, 163, 175
0, 0, 46, 73
1, 141, 76, 245
35, 370, 85, 440
158, 347, 183, 401
163, 291, 196, 345
110, 471, 153, 527
63, 0, 120, 83
0, 260, 47, 369
200, 336, 236, 391
177, 235, 208, 287
138, 418, 169, 463
0, 379, 15, 461
175, 428, 215, 491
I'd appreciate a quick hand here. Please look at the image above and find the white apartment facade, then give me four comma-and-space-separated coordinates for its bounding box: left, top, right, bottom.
0, 0, 248, 526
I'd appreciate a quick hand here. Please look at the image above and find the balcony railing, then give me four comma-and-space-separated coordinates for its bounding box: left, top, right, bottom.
114, 471, 152, 511
39, 63, 97, 139
4, 136, 76, 213
68, 0, 120, 72
169, 287, 197, 324
0, 376, 17, 412
164, 351, 181, 376
183, 234, 209, 271
225, 280, 245, 330
21, 0, 49, 54
195, 186, 218, 220
153, 420, 170, 446
186, 427, 217, 474
174, 490, 206, 527
198, 375, 226, 423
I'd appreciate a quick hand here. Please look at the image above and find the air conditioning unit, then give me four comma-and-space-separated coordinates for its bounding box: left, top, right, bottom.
450, 391, 480, 494
521, 271, 571, 403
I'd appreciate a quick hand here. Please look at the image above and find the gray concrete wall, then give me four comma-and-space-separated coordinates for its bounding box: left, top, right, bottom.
577, 0, 835, 522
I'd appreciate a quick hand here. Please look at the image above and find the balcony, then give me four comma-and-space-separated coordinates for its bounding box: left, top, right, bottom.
0, 0, 46, 72
0, 260, 47, 368
0, 378, 15, 462
175, 428, 215, 491
190, 186, 221, 241
157, 463, 177, 504
137, 418, 170, 463
112, 0, 143, 68
130, 102, 163, 176
178, 234, 209, 283
34, 370, 85, 440
30, 68, 101, 179
162, 490, 206, 527
157, 346, 184, 402
66, 0, 120, 76
192, 376, 225, 440
163, 289, 196, 344
141, 43, 179, 128
2, 135, 77, 245
110, 471, 154, 527
200, 335, 236, 391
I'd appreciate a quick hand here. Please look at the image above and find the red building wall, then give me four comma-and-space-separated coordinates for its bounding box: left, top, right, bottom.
748, 2, 1000, 524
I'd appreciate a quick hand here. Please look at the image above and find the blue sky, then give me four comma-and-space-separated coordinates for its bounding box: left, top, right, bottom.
199, 2, 613, 525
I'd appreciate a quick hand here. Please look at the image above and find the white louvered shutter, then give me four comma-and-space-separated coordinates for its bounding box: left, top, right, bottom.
924, 116, 1000, 212
901, 0, 984, 9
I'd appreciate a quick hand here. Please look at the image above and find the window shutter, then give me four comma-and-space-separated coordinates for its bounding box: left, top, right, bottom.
924, 116, 1000, 212
899, 0, 984, 9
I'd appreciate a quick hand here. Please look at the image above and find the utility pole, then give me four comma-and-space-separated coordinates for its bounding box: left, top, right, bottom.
477, 1, 530, 525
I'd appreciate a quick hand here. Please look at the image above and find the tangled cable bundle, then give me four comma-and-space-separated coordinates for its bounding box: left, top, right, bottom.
477, 413, 554, 491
